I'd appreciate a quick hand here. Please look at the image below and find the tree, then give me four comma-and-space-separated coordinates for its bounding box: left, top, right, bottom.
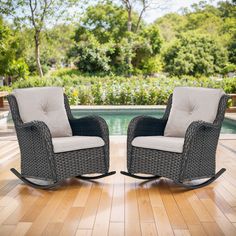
120, 0, 167, 74
218, 0, 236, 18
75, 1, 134, 43
121, 0, 148, 72
69, 1, 162, 75
120, 0, 168, 32
68, 34, 115, 73
155, 1, 235, 77
132, 24, 162, 72
155, 13, 187, 42
0, 18, 29, 83
163, 33, 228, 76
0, 0, 84, 77
70, 1, 134, 74
228, 32, 236, 64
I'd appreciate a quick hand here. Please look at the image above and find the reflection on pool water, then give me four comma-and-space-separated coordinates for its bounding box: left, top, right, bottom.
72, 109, 236, 135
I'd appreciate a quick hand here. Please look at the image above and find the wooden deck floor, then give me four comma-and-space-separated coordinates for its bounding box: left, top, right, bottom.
0, 137, 236, 236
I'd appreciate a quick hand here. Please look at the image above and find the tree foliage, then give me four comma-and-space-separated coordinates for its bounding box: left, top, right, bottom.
75, 1, 134, 43
228, 32, 236, 64
163, 33, 228, 76
69, 1, 162, 75
0, 18, 29, 80
0, 0, 235, 78
68, 34, 115, 73
0, 0, 84, 77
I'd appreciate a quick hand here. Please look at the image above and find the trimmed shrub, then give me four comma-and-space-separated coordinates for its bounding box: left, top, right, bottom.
7, 70, 236, 105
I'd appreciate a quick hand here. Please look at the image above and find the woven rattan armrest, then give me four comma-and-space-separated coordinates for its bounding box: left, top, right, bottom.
179, 120, 221, 180
127, 116, 167, 163
127, 115, 167, 141
69, 115, 109, 144
182, 120, 221, 155
17, 120, 52, 142
16, 120, 54, 152
186, 120, 219, 135
183, 120, 220, 147
18, 120, 51, 133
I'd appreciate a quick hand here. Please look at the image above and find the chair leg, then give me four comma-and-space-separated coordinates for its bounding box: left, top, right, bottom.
120, 171, 161, 180
76, 171, 116, 180
11, 168, 60, 190
175, 168, 226, 189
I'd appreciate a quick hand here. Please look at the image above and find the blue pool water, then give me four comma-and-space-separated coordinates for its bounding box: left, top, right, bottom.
72, 109, 236, 135
1, 109, 236, 136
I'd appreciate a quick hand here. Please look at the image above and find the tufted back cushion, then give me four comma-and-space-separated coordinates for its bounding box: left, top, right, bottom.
164, 87, 224, 137
13, 87, 72, 137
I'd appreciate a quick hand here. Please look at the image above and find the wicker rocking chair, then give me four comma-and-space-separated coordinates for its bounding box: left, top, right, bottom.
8, 87, 115, 189
121, 87, 229, 189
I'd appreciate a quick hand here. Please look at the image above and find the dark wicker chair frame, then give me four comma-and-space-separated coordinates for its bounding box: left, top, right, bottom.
8, 94, 116, 189
121, 94, 229, 189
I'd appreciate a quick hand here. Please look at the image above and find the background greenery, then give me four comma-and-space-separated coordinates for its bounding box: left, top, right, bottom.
0, 0, 235, 104
0, 68, 234, 105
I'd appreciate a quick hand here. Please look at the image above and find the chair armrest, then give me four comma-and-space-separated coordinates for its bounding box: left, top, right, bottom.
16, 120, 53, 151
184, 121, 219, 144
183, 120, 220, 151
127, 115, 167, 141
17, 120, 52, 141
127, 116, 167, 170
69, 116, 109, 144
180, 120, 221, 180
15, 120, 57, 180
69, 116, 110, 169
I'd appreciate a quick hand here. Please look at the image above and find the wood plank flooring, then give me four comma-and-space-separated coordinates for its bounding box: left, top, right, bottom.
0, 137, 236, 236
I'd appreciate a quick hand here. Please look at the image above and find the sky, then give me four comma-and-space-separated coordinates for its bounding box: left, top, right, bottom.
3, 0, 225, 27
141, 0, 222, 23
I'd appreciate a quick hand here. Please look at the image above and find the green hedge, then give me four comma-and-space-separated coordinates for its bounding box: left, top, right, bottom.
6, 71, 236, 105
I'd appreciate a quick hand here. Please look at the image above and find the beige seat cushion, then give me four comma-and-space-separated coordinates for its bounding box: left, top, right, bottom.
164, 87, 224, 137
132, 136, 184, 153
52, 136, 105, 153
13, 87, 72, 137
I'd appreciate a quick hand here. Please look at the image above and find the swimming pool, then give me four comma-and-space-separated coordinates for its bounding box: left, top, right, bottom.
72, 108, 236, 135
1, 109, 236, 136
